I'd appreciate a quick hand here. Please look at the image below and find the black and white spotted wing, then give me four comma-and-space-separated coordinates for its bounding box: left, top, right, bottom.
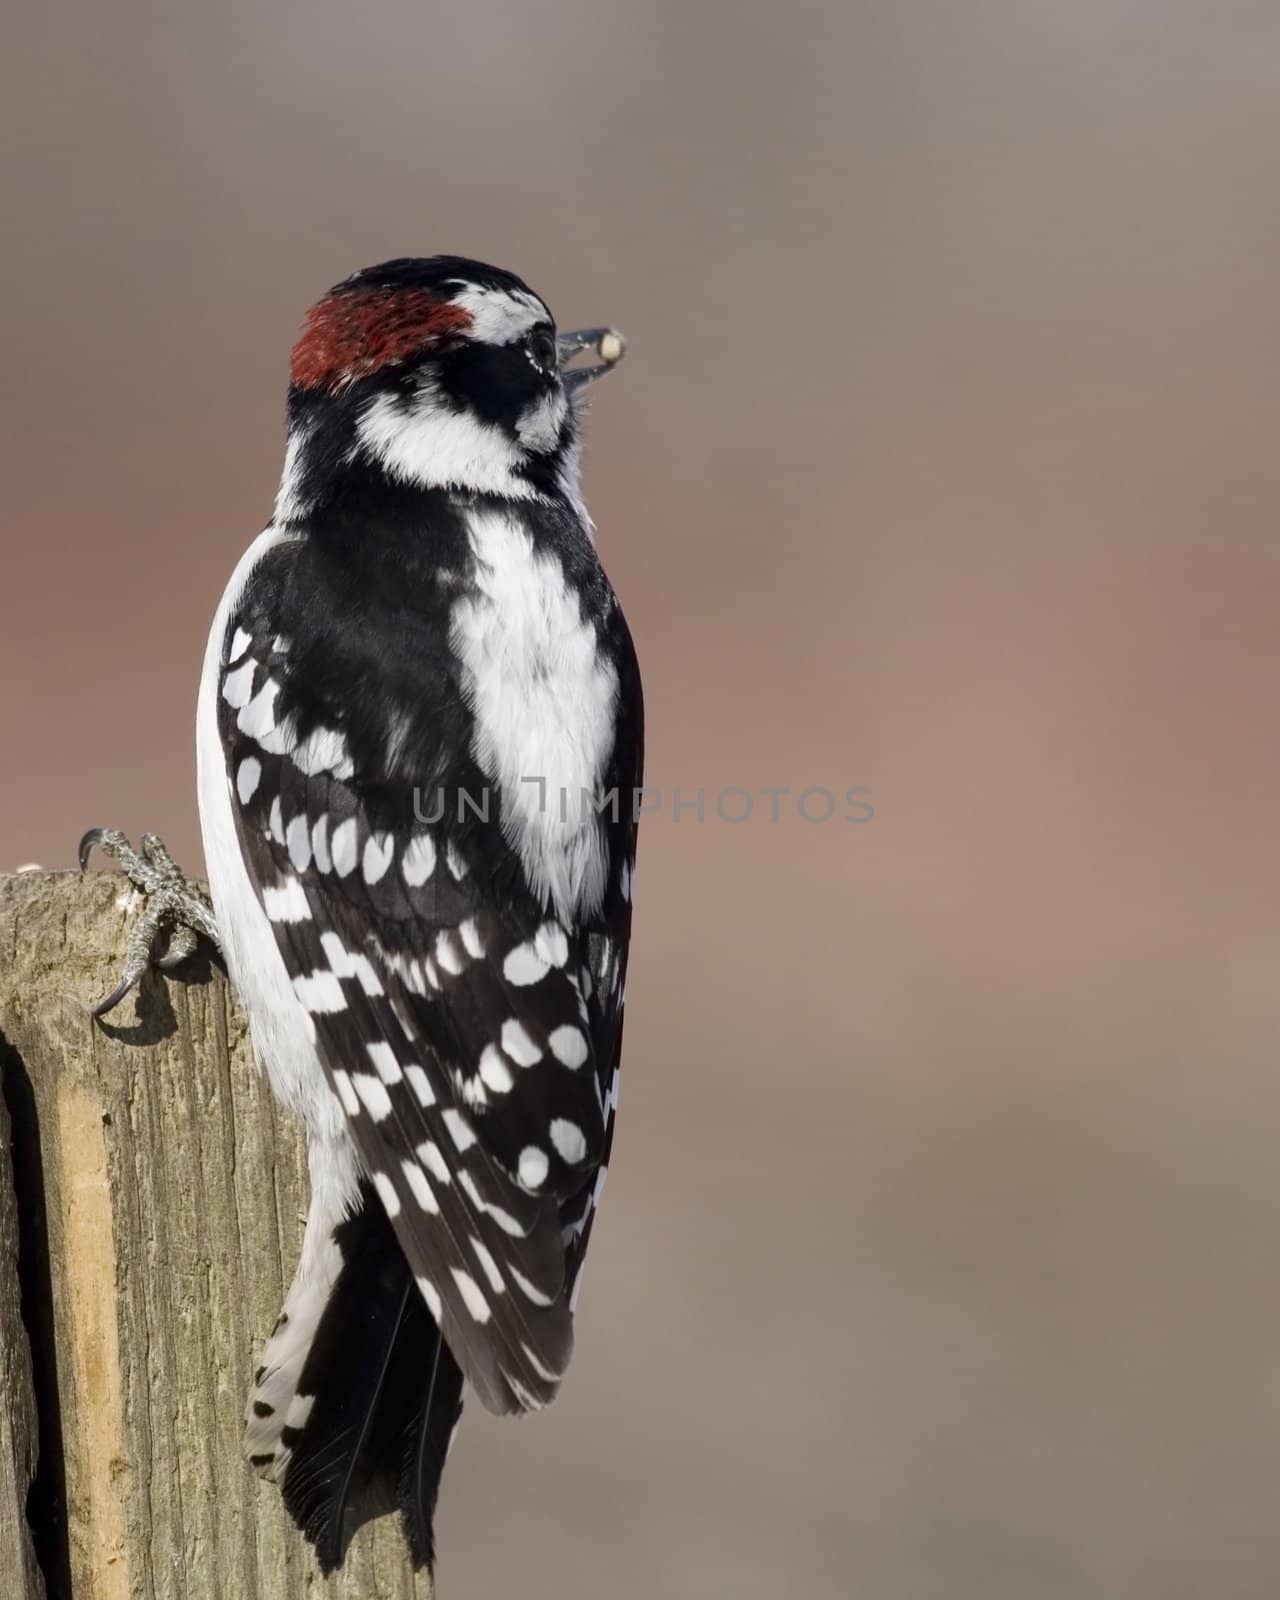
216, 545, 639, 1416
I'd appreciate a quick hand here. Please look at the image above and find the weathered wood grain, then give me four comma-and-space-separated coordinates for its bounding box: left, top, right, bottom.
0, 870, 435, 1600
0, 1081, 47, 1600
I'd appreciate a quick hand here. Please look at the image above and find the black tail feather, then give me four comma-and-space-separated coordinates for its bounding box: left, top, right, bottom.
396, 1290, 465, 1568
280, 1182, 465, 1575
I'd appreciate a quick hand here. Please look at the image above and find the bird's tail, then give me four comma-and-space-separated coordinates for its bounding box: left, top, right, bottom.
245, 1179, 464, 1574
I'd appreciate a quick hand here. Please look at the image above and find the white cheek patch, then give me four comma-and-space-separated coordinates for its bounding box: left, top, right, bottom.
358, 382, 539, 500
516, 389, 569, 454
447, 283, 549, 345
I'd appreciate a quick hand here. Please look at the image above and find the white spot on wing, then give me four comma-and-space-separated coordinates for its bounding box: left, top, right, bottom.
550, 1118, 587, 1164
402, 833, 436, 886
318, 930, 383, 995
485, 1202, 526, 1237
443, 1108, 476, 1152
352, 1073, 392, 1120
503, 941, 549, 986
405, 1065, 435, 1106
286, 814, 311, 871
236, 757, 261, 804
548, 1025, 588, 1069
534, 922, 570, 968
363, 833, 394, 884
435, 931, 463, 976
222, 659, 256, 709
372, 1171, 401, 1217
509, 1265, 554, 1306
311, 814, 331, 873
263, 878, 310, 923
330, 818, 358, 877
416, 1141, 451, 1182
238, 678, 281, 743
451, 1267, 491, 1322
518, 1146, 549, 1189
457, 1169, 486, 1210
520, 1341, 564, 1384
478, 1046, 513, 1093
366, 1041, 402, 1084
416, 1276, 443, 1320
501, 1020, 541, 1066
293, 725, 351, 778
470, 1236, 505, 1294
403, 1160, 439, 1213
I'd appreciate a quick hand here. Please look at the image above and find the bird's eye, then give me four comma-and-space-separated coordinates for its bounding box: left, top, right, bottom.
526, 328, 557, 375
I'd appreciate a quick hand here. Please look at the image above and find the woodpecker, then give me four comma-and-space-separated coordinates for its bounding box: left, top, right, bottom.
80, 256, 642, 1576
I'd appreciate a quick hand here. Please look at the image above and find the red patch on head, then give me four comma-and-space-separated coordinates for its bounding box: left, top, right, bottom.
289, 287, 473, 391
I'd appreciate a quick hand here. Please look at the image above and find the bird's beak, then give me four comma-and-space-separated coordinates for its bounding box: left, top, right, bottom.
557, 327, 627, 393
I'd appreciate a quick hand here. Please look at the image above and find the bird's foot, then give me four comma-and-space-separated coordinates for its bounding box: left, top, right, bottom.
78, 828, 221, 1017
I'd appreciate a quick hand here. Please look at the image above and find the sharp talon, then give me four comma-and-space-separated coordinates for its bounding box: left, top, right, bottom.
79, 828, 108, 872
79, 826, 132, 873
156, 922, 198, 970
91, 973, 140, 1019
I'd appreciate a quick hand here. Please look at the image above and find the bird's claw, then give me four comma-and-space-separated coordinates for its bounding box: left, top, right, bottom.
78, 828, 221, 1017
155, 920, 200, 971
78, 826, 123, 874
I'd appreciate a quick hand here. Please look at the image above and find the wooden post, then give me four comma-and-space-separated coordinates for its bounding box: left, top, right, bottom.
0, 871, 434, 1600
1, 1077, 47, 1600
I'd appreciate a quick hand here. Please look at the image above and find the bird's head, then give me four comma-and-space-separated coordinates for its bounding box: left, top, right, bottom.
278, 256, 625, 518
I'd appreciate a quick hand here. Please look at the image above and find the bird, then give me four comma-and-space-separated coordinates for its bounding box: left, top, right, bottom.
79, 255, 643, 1577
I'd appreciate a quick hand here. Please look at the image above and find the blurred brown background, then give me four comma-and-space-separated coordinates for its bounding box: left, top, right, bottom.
5, 3, 1280, 1596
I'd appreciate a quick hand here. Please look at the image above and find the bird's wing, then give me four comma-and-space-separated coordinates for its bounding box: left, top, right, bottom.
215, 583, 632, 1415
